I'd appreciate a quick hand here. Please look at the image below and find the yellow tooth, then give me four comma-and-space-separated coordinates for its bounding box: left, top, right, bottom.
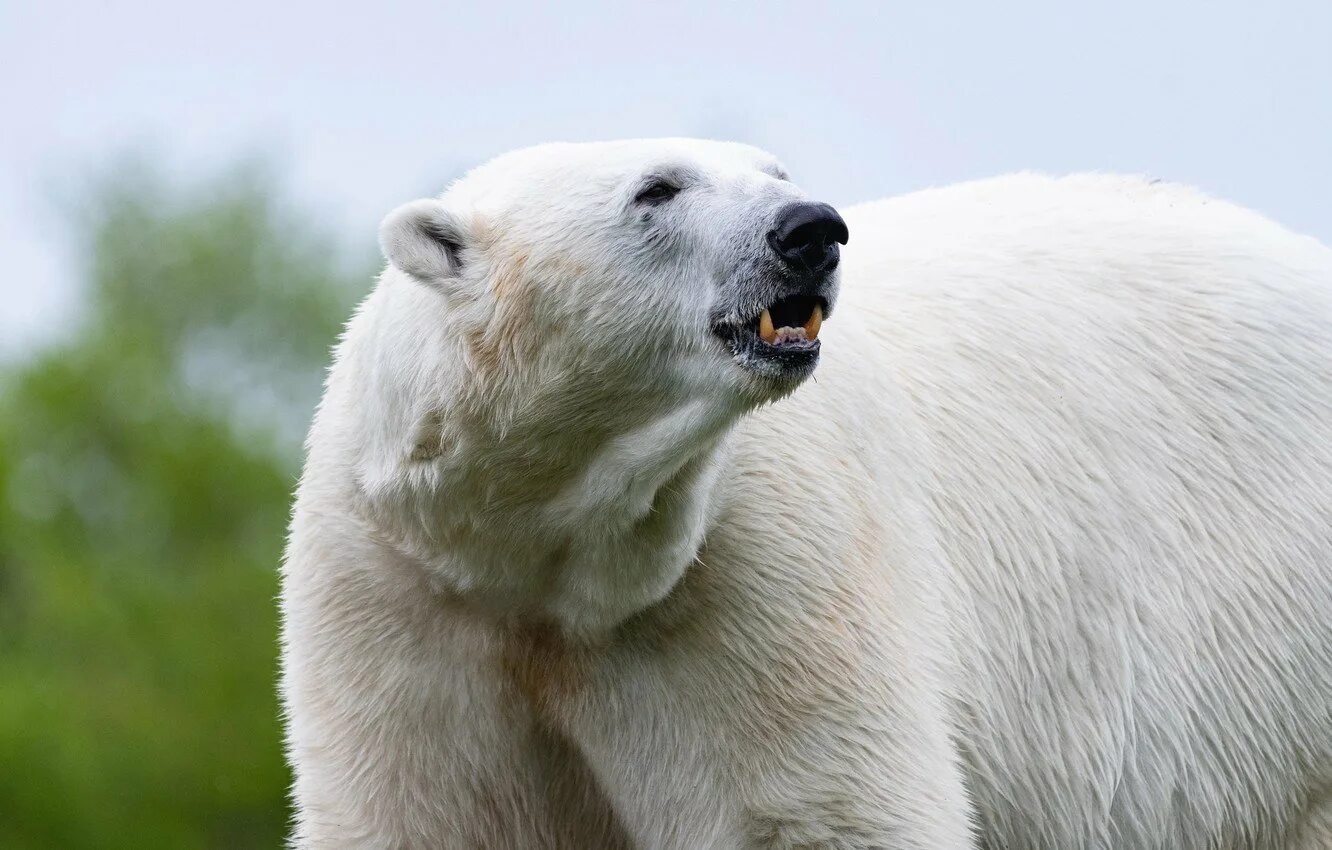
803, 303, 823, 341
758, 308, 776, 343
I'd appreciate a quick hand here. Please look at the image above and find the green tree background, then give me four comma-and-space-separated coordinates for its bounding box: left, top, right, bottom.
0, 159, 370, 847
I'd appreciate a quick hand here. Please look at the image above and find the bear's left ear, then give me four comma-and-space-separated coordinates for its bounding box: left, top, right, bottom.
379, 199, 470, 286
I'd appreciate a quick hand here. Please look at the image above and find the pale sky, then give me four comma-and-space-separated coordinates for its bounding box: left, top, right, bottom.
4, 0, 1330, 354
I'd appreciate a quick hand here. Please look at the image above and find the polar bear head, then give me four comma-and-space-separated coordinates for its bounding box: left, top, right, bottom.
349, 140, 847, 626
378, 139, 847, 414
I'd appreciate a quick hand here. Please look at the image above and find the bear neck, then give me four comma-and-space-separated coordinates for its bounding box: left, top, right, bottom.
339, 282, 748, 635
382, 396, 739, 636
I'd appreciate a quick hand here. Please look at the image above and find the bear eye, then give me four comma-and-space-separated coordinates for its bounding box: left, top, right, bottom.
634, 179, 682, 205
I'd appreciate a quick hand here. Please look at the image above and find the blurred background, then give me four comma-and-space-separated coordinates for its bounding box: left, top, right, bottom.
1, 1, 1329, 846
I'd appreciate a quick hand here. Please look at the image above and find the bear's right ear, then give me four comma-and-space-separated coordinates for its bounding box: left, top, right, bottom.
379, 199, 468, 285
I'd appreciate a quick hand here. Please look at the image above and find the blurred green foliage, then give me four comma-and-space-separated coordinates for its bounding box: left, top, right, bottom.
0, 159, 368, 848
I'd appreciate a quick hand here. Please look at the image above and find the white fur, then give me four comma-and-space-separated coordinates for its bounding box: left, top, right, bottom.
281, 139, 1332, 848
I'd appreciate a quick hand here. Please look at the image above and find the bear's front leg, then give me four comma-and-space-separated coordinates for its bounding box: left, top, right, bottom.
281, 525, 629, 849
514, 527, 978, 850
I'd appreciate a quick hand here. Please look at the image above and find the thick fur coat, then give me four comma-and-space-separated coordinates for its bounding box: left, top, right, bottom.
281, 140, 1332, 848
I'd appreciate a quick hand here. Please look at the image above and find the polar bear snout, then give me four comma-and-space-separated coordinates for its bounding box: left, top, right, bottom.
703, 199, 846, 385
767, 201, 849, 276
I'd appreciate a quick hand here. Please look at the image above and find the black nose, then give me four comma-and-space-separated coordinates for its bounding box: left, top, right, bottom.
767, 201, 849, 274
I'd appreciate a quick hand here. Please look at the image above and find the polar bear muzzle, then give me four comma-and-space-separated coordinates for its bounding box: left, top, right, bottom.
712, 200, 847, 380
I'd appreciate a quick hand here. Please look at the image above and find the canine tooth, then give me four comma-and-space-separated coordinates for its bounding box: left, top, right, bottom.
804, 303, 823, 341
758, 308, 776, 343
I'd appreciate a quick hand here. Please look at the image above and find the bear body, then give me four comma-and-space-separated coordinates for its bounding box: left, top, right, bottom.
281, 140, 1332, 848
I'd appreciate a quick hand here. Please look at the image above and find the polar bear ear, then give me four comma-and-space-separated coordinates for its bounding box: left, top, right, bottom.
379, 199, 469, 285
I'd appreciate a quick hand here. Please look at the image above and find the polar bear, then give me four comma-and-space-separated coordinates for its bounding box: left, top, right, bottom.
280, 139, 1332, 849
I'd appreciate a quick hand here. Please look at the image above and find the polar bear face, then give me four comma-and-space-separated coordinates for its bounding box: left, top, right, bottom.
378, 139, 847, 411
352, 140, 849, 629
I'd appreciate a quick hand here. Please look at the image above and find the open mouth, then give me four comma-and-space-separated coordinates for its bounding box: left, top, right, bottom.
754, 294, 823, 348
713, 293, 828, 377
